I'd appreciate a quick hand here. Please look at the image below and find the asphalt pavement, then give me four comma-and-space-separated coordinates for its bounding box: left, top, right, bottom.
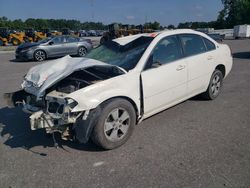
0, 39, 250, 188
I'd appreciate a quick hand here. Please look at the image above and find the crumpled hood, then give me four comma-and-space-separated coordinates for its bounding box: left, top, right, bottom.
22, 55, 110, 97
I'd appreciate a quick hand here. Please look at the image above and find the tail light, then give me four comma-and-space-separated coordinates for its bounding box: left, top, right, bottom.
229, 46, 233, 57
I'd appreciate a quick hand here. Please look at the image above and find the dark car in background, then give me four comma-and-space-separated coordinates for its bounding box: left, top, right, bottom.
87, 30, 97, 36
15, 35, 93, 61
79, 30, 88, 37
207, 33, 224, 42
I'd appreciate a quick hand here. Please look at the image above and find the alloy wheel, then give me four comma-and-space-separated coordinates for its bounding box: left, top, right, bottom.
35, 50, 46, 61
78, 47, 87, 56
104, 108, 130, 142
211, 74, 221, 96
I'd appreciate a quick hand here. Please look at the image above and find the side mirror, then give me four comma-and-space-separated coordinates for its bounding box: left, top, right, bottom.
48, 41, 54, 45
151, 61, 162, 68
144, 55, 162, 70
144, 54, 154, 70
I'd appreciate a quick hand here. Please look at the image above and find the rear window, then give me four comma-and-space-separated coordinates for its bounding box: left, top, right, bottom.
203, 37, 216, 51
179, 34, 207, 56
67, 37, 79, 43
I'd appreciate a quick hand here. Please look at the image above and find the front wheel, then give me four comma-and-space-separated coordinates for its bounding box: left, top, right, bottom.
91, 98, 136, 150
34, 50, 46, 61
77, 46, 87, 57
201, 69, 223, 100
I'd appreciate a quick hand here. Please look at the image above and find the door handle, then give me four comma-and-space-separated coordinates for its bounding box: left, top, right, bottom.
176, 65, 186, 71
207, 56, 214, 60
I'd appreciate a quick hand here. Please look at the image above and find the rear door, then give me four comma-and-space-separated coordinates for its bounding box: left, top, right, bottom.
141, 35, 188, 115
64, 36, 79, 55
178, 34, 216, 96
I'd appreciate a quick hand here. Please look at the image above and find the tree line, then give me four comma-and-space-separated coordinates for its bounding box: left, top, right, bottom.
177, 0, 250, 29
0, 17, 107, 31
0, 0, 249, 31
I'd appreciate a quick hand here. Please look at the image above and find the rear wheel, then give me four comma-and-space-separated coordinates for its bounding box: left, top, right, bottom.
77, 46, 87, 57
100, 36, 107, 44
91, 98, 136, 150
201, 69, 223, 100
34, 50, 46, 61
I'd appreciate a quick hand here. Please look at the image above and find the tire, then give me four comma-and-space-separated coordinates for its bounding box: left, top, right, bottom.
34, 50, 46, 61
201, 69, 223, 100
91, 98, 136, 150
100, 37, 107, 44
77, 46, 87, 57
100, 35, 111, 45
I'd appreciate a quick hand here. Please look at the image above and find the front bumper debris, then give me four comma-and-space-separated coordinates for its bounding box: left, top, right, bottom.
29, 90, 84, 140
4, 89, 95, 143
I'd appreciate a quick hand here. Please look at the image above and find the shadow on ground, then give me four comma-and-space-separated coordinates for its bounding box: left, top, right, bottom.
9, 56, 81, 63
233, 52, 250, 59
0, 107, 102, 153
9, 58, 34, 63
0, 95, 207, 154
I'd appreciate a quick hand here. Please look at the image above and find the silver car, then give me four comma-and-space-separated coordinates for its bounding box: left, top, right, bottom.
15, 35, 93, 61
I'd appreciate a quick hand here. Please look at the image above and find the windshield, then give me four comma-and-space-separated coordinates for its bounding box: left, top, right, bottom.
38, 37, 52, 44
85, 36, 153, 71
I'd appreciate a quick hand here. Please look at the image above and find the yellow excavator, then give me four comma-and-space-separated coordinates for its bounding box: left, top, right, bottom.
0, 27, 26, 46
0, 27, 9, 46
24, 28, 36, 42
50, 30, 62, 36
35, 31, 47, 41
0, 27, 51, 46
24, 28, 49, 42
9, 32, 26, 45
100, 24, 154, 44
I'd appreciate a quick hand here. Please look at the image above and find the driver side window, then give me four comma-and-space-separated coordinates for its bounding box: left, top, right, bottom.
52, 37, 65, 44
147, 36, 182, 69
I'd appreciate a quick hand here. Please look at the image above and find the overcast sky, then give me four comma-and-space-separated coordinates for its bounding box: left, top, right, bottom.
0, 0, 223, 26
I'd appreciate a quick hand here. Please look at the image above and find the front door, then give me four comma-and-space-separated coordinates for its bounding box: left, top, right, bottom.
46, 36, 67, 57
65, 36, 79, 55
141, 35, 188, 116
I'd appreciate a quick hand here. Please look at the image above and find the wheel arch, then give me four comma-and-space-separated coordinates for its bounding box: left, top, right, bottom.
99, 96, 140, 123
73, 95, 139, 144
33, 49, 47, 59
78, 45, 87, 51
77, 45, 88, 56
215, 64, 226, 78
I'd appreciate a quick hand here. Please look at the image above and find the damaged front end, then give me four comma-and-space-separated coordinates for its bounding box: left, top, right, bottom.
4, 56, 125, 143
4, 89, 92, 142
30, 91, 84, 140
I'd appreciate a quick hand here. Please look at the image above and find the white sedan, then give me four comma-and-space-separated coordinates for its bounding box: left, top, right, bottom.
5, 29, 233, 149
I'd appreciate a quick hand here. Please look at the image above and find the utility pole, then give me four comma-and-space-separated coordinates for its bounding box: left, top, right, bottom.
145, 14, 148, 29
90, 0, 95, 21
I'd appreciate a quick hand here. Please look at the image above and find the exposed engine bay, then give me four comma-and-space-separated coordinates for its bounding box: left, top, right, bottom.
52, 65, 124, 94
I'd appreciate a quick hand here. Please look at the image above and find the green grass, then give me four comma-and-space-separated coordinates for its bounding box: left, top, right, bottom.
0, 46, 17, 51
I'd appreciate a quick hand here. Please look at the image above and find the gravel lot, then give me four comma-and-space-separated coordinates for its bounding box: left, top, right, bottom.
0, 39, 250, 188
